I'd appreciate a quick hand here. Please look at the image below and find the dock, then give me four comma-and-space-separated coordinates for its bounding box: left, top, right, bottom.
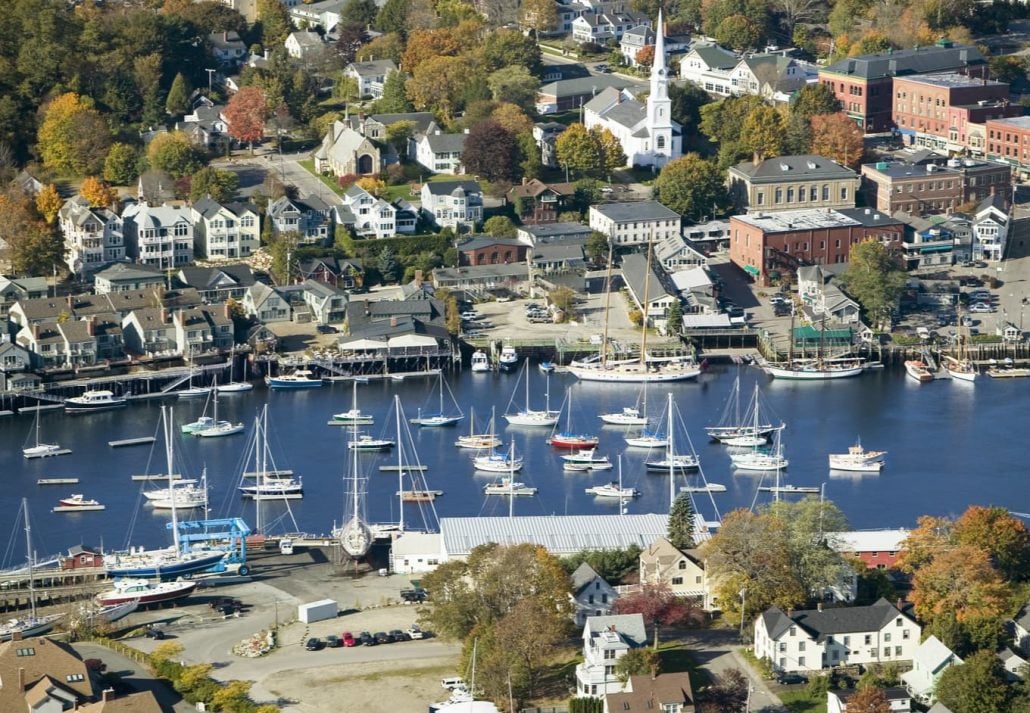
18, 404, 65, 413
397, 489, 443, 502
37, 478, 80, 485
242, 469, 294, 479
24, 449, 73, 460
53, 504, 106, 513
131, 474, 183, 481
109, 436, 157, 448
680, 484, 727, 493
758, 485, 820, 494
378, 465, 428, 472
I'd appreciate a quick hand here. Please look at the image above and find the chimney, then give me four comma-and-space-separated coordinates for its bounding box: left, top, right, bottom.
817, 602, 823, 612
67, 294, 74, 309
160, 307, 169, 323
32, 324, 39, 340
787, 608, 794, 618
102, 689, 114, 702
18, 666, 24, 691
896, 598, 904, 610
390, 316, 397, 327
264, 49, 270, 60
414, 270, 423, 287
223, 31, 228, 42
463, 128, 470, 134
86, 316, 95, 337
224, 302, 232, 321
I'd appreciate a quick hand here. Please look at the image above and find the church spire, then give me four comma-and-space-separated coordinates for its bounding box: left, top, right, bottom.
651, 9, 666, 82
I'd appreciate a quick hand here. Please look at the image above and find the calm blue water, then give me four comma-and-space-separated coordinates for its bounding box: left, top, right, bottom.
1, 366, 1027, 563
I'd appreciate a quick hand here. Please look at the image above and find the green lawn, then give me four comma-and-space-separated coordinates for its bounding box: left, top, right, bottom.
779, 689, 828, 713
298, 159, 345, 196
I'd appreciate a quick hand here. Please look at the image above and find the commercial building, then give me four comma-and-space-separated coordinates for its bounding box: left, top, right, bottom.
588, 201, 681, 246
860, 157, 1012, 216
985, 116, 1030, 178
728, 155, 860, 214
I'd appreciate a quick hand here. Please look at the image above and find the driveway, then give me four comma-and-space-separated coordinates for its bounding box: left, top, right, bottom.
678, 628, 786, 712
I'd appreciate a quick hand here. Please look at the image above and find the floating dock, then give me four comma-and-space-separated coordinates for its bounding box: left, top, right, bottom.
109, 437, 157, 448
131, 474, 183, 481
758, 485, 820, 494
24, 449, 73, 460
680, 483, 727, 493
397, 490, 443, 502
38, 478, 80, 485
53, 504, 106, 513
18, 404, 65, 413
378, 465, 428, 472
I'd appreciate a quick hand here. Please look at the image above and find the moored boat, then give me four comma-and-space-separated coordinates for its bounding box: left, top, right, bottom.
828, 438, 886, 472
54, 494, 105, 512
409, 373, 464, 427
538, 361, 556, 373
483, 478, 537, 496
65, 389, 127, 413
758, 484, 820, 494
470, 350, 491, 373
95, 578, 198, 607
503, 360, 560, 427
347, 434, 395, 451
22, 408, 66, 459
941, 354, 976, 382
904, 360, 934, 383
473, 448, 524, 473
645, 454, 700, 473
585, 483, 639, 498
497, 345, 519, 371
332, 381, 375, 425
266, 369, 323, 389
624, 430, 668, 448
599, 407, 648, 426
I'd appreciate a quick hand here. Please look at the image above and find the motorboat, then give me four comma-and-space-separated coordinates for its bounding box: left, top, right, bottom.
470, 350, 491, 373
645, 454, 700, 473
192, 383, 244, 438
266, 369, 323, 389
504, 360, 560, 427
181, 416, 215, 435
65, 389, 127, 413
828, 438, 885, 472
22, 408, 65, 459
497, 345, 519, 372
483, 478, 537, 496
624, 430, 668, 449
332, 381, 375, 425
599, 407, 648, 426
53, 494, 105, 512
904, 360, 934, 383
561, 449, 612, 468
347, 435, 395, 451
538, 361, 556, 374
585, 483, 639, 498
95, 578, 198, 607
149, 488, 207, 510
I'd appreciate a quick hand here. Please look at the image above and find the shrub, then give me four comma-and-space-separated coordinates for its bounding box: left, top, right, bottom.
337, 173, 359, 189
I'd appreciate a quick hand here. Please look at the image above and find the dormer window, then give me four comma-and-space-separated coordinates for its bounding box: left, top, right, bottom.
780, 164, 790, 171
806, 161, 817, 169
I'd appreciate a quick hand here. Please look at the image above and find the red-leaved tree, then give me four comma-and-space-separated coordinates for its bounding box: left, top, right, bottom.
224, 86, 268, 154
614, 582, 705, 648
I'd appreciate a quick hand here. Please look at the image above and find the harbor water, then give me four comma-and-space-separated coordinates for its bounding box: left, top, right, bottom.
1, 365, 1028, 562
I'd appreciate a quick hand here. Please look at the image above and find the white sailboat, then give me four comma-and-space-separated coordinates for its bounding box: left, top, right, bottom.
456, 408, 502, 449
239, 406, 303, 499
177, 366, 212, 398
339, 416, 372, 559
150, 470, 209, 510
0, 500, 64, 641
217, 346, 254, 393
410, 373, 464, 427
22, 408, 65, 459
731, 425, 789, 471
645, 394, 700, 475
503, 359, 560, 427
332, 380, 375, 425
193, 378, 245, 438
483, 442, 536, 498
943, 316, 977, 382
705, 377, 777, 443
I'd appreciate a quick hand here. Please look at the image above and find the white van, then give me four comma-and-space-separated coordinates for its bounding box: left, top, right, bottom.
441, 677, 466, 690
279, 538, 294, 555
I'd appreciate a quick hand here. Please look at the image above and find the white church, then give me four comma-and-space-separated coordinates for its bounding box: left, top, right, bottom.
584, 11, 681, 170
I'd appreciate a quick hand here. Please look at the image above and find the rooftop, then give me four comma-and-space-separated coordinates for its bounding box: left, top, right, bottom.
761, 598, 915, 642
822, 41, 985, 80
730, 155, 857, 182
591, 201, 680, 223
897, 72, 1006, 89
988, 115, 1030, 129
537, 75, 637, 99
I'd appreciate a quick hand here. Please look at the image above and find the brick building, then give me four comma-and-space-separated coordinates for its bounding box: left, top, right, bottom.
727, 155, 860, 214
861, 157, 1012, 215
986, 116, 1030, 178
819, 40, 988, 133
457, 237, 528, 266
893, 73, 1019, 153
729, 208, 904, 286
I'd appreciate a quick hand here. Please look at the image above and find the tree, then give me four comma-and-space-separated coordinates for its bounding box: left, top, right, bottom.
562, 546, 641, 583
486, 66, 540, 110
836, 239, 906, 329
224, 86, 268, 153
585, 231, 610, 266
953, 505, 1030, 582
715, 14, 762, 51
654, 153, 728, 219
492, 103, 534, 136
480, 29, 541, 74
477, 597, 567, 704
935, 650, 1014, 713
669, 82, 711, 149
269, 231, 300, 285
519, 0, 559, 37
740, 105, 785, 161
483, 216, 517, 237
190, 167, 240, 203
166, 72, 192, 117
406, 55, 467, 121
595, 127, 626, 177
615, 648, 661, 682
336, 23, 369, 66
896, 515, 954, 574
0, 189, 63, 277
462, 120, 521, 184
377, 247, 400, 283
103, 143, 140, 185
374, 70, 414, 113
701, 669, 750, 713
791, 84, 842, 121
810, 112, 864, 169
375, 0, 410, 35
342, 0, 379, 26
555, 123, 597, 177
699, 95, 766, 168
635, 45, 656, 68
614, 583, 703, 647
257, 0, 293, 47
773, 0, 823, 37
668, 492, 695, 549
35, 184, 62, 225
357, 176, 387, 196
80, 177, 117, 208
910, 545, 1011, 633
146, 132, 203, 178
549, 286, 576, 317
845, 686, 892, 713
358, 33, 405, 63
37, 93, 111, 176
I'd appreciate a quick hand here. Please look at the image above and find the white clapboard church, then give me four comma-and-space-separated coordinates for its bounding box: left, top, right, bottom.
584, 11, 681, 169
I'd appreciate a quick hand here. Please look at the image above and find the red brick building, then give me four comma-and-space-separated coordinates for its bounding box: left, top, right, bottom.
860, 156, 1012, 215
506, 179, 577, 224
828, 530, 910, 570
819, 40, 988, 133
729, 208, 904, 286
986, 116, 1030, 178
893, 73, 1019, 153
458, 237, 528, 266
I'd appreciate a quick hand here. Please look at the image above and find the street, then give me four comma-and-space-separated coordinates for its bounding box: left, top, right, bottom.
680, 628, 786, 712
73, 642, 198, 713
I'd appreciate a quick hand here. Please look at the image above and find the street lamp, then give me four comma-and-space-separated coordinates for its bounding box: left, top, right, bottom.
205, 68, 216, 95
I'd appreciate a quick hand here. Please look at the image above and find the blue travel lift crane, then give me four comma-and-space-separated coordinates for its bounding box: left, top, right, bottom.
168, 517, 253, 576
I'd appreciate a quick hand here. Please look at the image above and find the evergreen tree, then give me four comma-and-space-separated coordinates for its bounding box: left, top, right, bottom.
374, 71, 413, 113
666, 301, 683, 335
166, 73, 191, 117
668, 493, 696, 550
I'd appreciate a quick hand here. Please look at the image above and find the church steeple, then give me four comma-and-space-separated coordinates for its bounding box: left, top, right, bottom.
647, 9, 674, 167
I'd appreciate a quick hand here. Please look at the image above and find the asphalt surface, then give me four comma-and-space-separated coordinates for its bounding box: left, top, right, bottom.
680, 628, 787, 712
73, 642, 198, 713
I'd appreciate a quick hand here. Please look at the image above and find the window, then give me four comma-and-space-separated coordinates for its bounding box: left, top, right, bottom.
798, 642, 806, 652
671, 576, 683, 585
884, 648, 891, 657
775, 188, 783, 204
678, 560, 687, 570
15, 647, 35, 657
67, 673, 85, 682
757, 192, 765, 205
779, 642, 787, 652
789, 626, 796, 637
604, 649, 616, 660
832, 650, 839, 661
841, 187, 848, 200
884, 633, 891, 642
657, 135, 665, 149
787, 188, 795, 203
822, 185, 830, 201
896, 617, 903, 627
798, 656, 806, 667
864, 635, 872, 645
895, 646, 903, 656
903, 630, 910, 640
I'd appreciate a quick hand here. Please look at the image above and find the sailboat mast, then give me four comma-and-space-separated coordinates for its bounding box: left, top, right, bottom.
641, 229, 654, 367
395, 395, 404, 532
600, 233, 614, 366
165, 406, 180, 553
508, 440, 515, 519
23, 498, 36, 619
254, 409, 263, 533
667, 393, 675, 510
617, 454, 624, 516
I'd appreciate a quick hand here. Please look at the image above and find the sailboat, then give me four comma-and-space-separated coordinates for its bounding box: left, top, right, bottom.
942, 317, 977, 382
217, 346, 254, 393
178, 366, 212, 398
22, 408, 66, 459
568, 233, 700, 383
730, 425, 789, 471
105, 407, 227, 580
483, 442, 536, 496
503, 359, 560, 427
456, 408, 502, 449
193, 378, 245, 437
764, 313, 865, 380
410, 373, 464, 427
339, 416, 372, 559
585, 455, 639, 498
705, 376, 778, 443
0, 500, 64, 641
474, 412, 523, 471
645, 394, 699, 473
547, 387, 600, 449
238, 406, 303, 499
600, 382, 650, 426
332, 381, 375, 425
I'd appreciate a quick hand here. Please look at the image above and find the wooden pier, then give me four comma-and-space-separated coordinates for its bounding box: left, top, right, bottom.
24, 448, 73, 460
109, 437, 157, 448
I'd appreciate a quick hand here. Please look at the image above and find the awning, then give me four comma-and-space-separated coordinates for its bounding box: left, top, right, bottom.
339, 338, 389, 350
743, 265, 760, 277
388, 335, 438, 348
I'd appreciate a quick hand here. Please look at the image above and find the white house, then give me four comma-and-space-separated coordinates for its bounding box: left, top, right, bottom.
570, 563, 619, 626
574, 614, 647, 698
285, 31, 324, 60
420, 180, 483, 230
1014, 603, 1030, 656
679, 43, 739, 95
1000, 648, 1028, 682
571, 7, 648, 44
584, 12, 680, 169
796, 265, 861, 325
655, 233, 708, 271
267, 195, 333, 245
588, 201, 681, 247
972, 194, 1008, 261
753, 598, 922, 673
208, 31, 246, 65
619, 25, 654, 67
901, 636, 962, 704
341, 185, 398, 239
637, 537, 715, 609
300, 279, 347, 325
344, 59, 398, 99
243, 283, 293, 323
828, 688, 912, 713
414, 126, 467, 175
191, 198, 260, 260
121, 202, 194, 268
289, 0, 345, 31
58, 196, 125, 275
727, 54, 807, 102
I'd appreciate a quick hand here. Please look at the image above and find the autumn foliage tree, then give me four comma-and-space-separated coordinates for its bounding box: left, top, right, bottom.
654, 153, 728, 219
810, 112, 865, 169
740, 105, 786, 162
555, 123, 626, 180
80, 177, 117, 209
635, 45, 655, 68
35, 184, 62, 224
843, 686, 892, 713
37, 93, 111, 176
613, 583, 704, 648
462, 120, 521, 183
224, 86, 268, 154
0, 188, 63, 276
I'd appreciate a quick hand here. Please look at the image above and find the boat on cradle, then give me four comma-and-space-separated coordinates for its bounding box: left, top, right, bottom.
455, 409, 502, 449
239, 406, 304, 500
266, 368, 323, 389
88, 600, 139, 624
410, 372, 464, 427
942, 354, 976, 382
65, 389, 127, 414
828, 438, 886, 472
332, 381, 375, 425
95, 578, 197, 607
106, 407, 228, 580
625, 430, 668, 448
396, 490, 444, 502
585, 482, 639, 498
470, 350, 491, 373
538, 361, 556, 374
547, 387, 599, 449
53, 494, 105, 512
600, 407, 648, 426
218, 346, 254, 393
758, 484, 819, 494
0, 500, 65, 641
904, 360, 934, 383
23, 407, 67, 459
680, 483, 727, 493
193, 379, 244, 438
705, 376, 777, 443
497, 345, 519, 371
483, 478, 537, 496
503, 359, 560, 427
348, 434, 395, 451
645, 454, 699, 473
568, 234, 700, 383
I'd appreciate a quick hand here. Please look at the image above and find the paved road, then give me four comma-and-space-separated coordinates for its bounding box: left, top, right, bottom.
73, 642, 198, 713
679, 628, 787, 712
216, 150, 343, 207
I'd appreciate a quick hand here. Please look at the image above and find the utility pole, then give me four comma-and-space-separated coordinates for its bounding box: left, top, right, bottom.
206, 68, 216, 95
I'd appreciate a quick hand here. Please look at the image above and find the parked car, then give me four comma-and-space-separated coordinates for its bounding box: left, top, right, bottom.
374, 631, 392, 644
144, 626, 166, 640
777, 672, 808, 685
359, 631, 376, 646
389, 629, 410, 641
407, 625, 425, 640
969, 302, 994, 313
342, 632, 356, 647
209, 597, 243, 610
401, 588, 428, 603
973, 260, 988, 268
595, 63, 611, 73
325, 635, 341, 648
305, 638, 323, 651
441, 677, 467, 691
